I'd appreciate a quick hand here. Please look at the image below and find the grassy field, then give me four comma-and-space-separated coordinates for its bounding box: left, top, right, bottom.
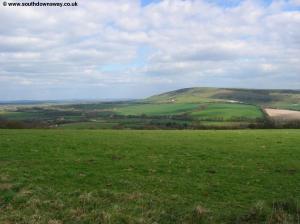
116, 103, 199, 116
191, 103, 263, 121
0, 111, 83, 122
0, 112, 35, 120
58, 121, 119, 129
272, 103, 300, 111
147, 87, 300, 106
147, 88, 221, 103
1, 87, 299, 130
1, 129, 300, 223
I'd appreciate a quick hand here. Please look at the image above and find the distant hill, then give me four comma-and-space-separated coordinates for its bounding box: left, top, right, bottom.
147, 87, 300, 110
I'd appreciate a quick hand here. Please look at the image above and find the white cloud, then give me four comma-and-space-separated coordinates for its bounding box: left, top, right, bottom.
0, 0, 299, 100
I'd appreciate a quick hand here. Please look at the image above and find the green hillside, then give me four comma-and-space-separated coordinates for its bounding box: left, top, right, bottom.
1, 87, 299, 129
116, 103, 199, 116
147, 87, 300, 110
191, 103, 263, 121
1, 130, 300, 223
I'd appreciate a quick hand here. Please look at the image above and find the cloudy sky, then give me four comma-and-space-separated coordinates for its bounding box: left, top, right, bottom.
0, 0, 300, 100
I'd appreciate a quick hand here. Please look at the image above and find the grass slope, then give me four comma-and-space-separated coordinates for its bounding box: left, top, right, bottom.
192, 103, 263, 121
116, 103, 199, 116
1, 129, 300, 223
147, 87, 221, 103
147, 87, 300, 110
1, 87, 299, 130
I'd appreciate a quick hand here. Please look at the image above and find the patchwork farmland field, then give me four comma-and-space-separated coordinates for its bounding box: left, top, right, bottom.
116, 103, 199, 116
271, 103, 300, 111
0, 87, 300, 129
0, 129, 300, 223
191, 103, 263, 121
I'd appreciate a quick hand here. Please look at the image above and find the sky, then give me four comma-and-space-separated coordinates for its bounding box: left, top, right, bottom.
0, 0, 300, 100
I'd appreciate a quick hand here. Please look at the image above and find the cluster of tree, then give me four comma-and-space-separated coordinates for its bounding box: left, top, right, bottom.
1, 113, 300, 130
0, 119, 48, 129
252, 119, 300, 129
124, 113, 194, 121
214, 89, 277, 103
16, 108, 82, 117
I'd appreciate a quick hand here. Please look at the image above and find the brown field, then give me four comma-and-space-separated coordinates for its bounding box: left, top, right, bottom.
264, 108, 300, 120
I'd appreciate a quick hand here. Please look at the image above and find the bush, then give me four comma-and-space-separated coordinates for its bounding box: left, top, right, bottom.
0, 119, 48, 129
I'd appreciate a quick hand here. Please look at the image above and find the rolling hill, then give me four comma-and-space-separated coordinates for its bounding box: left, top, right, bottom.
1, 87, 300, 129
147, 87, 300, 110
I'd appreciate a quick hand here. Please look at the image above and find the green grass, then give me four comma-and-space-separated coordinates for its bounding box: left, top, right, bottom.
147, 87, 300, 106
199, 121, 250, 127
147, 87, 220, 103
192, 103, 263, 121
0, 111, 84, 122
0, 111, 49, 121
0, 111, 34, 120
116, 103, 199, 116
1, 129, 300, 223
58, 118, 195, 130
58, 120, 116, 130
58, 121, 119, 129
271, 103, 300, 111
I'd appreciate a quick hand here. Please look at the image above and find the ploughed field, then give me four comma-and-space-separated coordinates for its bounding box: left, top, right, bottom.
265, 108, 300, 121
1, 129, 300, 223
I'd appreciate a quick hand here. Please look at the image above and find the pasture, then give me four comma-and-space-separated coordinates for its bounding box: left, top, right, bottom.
1, 87, 300, 129
116, 103, 199, 116
1, 129, 299, 223
191, 103, 263, 121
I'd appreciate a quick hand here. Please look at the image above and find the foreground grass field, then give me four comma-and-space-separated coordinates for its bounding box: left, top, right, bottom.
1, 130, 300, 223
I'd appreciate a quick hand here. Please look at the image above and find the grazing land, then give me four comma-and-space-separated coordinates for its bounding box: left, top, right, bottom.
0, 87, 299, 129
191, 103, 263, 121
147, 87, 300, 107
116, 103, 199, 116
0, 129, 299, 223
